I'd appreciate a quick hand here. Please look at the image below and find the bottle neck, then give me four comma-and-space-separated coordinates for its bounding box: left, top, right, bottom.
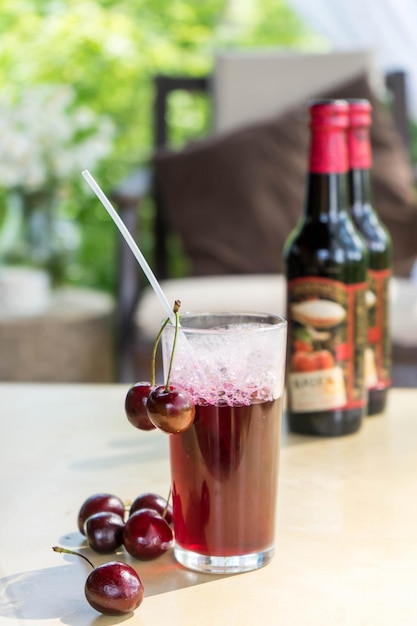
305, 173, 348, 220
347, 123, 373, 212
306, 124, 349, 219
348, 167, 373, 208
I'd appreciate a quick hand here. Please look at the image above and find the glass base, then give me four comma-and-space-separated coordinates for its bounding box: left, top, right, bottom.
174, 544, 274, 574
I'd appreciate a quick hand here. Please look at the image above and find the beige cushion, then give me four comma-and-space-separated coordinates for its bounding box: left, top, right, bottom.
136, 275, 417, 347
135, 274, 286, 340
213, 49, 380, 133
390, 277, 417, 346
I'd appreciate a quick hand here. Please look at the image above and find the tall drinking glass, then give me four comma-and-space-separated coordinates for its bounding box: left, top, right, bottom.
161, 312, 287, 574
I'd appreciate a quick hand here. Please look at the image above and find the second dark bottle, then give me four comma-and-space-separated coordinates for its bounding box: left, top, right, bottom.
284, 100, 368, 437
347, 99, 392, 415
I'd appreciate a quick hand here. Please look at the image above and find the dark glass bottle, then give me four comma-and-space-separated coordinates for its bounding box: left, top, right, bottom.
284, 100, 368, 437
347, 99, 392, 415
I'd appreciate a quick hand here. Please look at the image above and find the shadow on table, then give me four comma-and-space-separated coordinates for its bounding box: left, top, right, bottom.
69, 431, 170, 472
0, 545, 229, 626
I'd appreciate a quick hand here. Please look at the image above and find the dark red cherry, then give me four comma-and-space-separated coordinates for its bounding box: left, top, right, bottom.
85, 511, 125, 554
77, 493, 125, 535
85, 561, 144, 615
123, 508, 173, 560
125, 382, 156, 431
146, 385, 195, 434
129, 492, 173, 526
53, 547, 144, 616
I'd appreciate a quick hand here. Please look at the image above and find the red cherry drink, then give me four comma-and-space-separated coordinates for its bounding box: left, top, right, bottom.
162, 312, 287, 574
170, 397, 282, 557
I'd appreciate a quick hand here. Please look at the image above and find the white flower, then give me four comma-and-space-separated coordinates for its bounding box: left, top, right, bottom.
0, 85, 115, 192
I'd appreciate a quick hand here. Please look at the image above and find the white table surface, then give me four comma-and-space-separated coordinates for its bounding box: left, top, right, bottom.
1, 383, 417, 625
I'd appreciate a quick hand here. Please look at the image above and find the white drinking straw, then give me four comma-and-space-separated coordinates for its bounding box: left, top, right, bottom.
82, 169, 176, 324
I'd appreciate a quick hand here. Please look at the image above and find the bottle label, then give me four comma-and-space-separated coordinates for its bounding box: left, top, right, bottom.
287, 277, 367, 413
364, 269, 392, 391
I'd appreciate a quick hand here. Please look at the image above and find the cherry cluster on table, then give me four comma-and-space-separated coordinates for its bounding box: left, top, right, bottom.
54, 490, 173, 616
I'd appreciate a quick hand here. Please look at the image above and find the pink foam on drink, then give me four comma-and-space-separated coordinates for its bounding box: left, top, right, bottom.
186, 383, 276, 407
162, 317, 287, 410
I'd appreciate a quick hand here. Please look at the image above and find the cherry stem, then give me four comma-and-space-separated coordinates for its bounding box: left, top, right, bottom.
150, 317, 170, 386
165, 300, 181, 392
52, 546, 94, 570
162, 486, 172, 519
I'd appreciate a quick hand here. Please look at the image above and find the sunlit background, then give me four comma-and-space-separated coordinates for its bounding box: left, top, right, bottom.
0, 0, 324, 293
1, 0, 416, 383
1, 0, 416, 293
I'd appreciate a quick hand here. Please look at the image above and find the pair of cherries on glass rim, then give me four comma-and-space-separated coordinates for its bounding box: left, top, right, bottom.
125, 300, 195, 435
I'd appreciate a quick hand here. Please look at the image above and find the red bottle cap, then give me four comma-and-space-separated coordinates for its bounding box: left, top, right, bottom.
348, 99, 372, 128
309, 99, 349, 129
309, 100, 349, 173
347, 99, 372, 169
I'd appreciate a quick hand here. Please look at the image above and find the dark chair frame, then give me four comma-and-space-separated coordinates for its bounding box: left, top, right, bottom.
111, 70, 412, 381
112, 75, 210, 380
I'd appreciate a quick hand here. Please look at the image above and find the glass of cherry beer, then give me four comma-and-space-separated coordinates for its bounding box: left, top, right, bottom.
161, 311, 287, 574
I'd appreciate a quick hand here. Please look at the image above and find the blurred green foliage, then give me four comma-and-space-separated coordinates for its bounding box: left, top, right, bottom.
0, 0, 319, 292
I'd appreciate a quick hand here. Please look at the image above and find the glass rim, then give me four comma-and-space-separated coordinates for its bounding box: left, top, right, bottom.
166, 310, 287, 334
